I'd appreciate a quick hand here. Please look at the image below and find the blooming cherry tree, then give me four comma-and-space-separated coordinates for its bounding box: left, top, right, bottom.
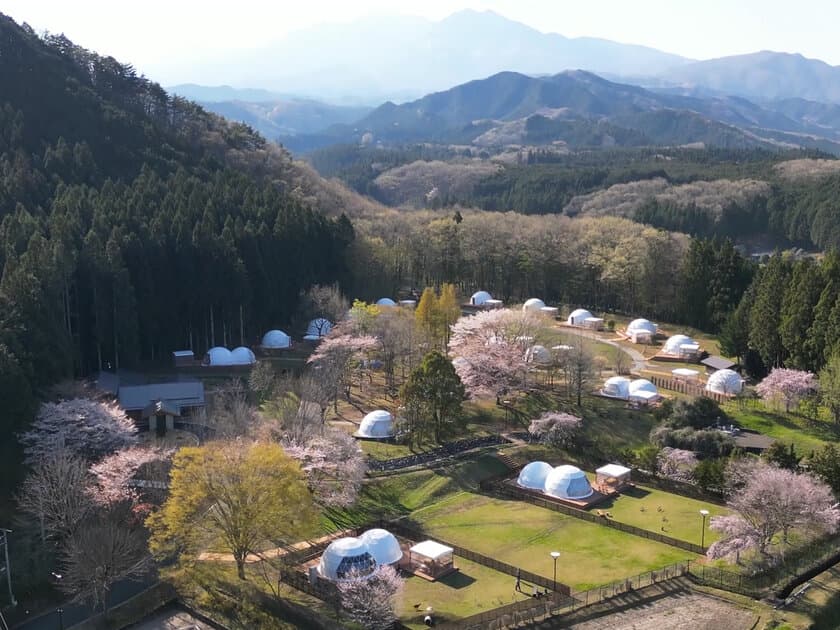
528, 412, 582, 448
755, 368, 818, 413
336, 564, 403, 630
657, 447, 698, 479
19, 398, 137, 464
89, 446, 173, 505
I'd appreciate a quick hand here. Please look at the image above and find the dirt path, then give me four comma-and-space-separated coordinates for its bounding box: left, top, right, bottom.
197, 529, 353, 564
558, 325, 647, 373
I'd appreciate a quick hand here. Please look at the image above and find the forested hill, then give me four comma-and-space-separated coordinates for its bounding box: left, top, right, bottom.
0, 14, 353, 463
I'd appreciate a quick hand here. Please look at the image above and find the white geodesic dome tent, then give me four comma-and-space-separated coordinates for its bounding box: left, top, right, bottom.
318, 537, 376, 581
376, 298, 397, 307
525, 344, 553, 365
603, 376, 631, 399
567, 308, 593, 326
627, 319, 657, 335
517, 461, 553, 490
706, 369, 744, 395
261, 329, 291, 349
230, 346, 256, 365
205, 347, 234, 366
544, 465, 594, 500
471, 291, 492, 306
359, 529, 403, 566
523, 298, 546, 312
355, 410, 394, 439
629, 379, 659, 403
663, 334, 696, 355
304, 318, 332, 341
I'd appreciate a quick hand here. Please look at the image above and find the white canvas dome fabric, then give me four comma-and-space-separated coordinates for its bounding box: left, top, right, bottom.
629, 379, 657, 395
706, 369, 743, 394
525, 345, 553, 365
544, 465, 593, 500
376, 298, 397, 307
206, 347, 234, 366
567, 308, 593, 325
664, 334, 696, 354
230, 346, 256, 365
627, 319, 657, 335
603, 376, 631, 399
356, 410, 394, 438
523, 298, 546, 312
471, 291, 492, 305
318, 537, 377, 580
359, 529, 403, 566
517, 461, 553, 490
261, 329, 291, 348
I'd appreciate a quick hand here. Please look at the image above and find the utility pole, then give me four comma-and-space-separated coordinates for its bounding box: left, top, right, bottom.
1, 529, 16, 607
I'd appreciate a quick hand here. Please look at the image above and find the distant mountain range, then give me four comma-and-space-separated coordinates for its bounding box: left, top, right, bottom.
276, 71, 840, 154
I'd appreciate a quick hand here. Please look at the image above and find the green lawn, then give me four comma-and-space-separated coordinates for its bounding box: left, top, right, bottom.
413, 493, 693, 591
397, 557, 529, 629
597, 484, 726, 545
725, 402, 839, 455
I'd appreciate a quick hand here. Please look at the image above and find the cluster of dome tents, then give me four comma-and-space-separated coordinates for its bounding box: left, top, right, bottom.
318, 529, 402, 581
517, 462, 594, 500
204, 346, 257, 366
602, 377, 661, 403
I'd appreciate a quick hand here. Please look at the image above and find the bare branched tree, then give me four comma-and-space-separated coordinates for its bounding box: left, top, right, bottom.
204, 379, 256, 438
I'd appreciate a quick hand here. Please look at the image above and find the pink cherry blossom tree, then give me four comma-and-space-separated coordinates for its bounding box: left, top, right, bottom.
283, 428, 367, 510
448, 309, 545, 398
307, 326, 378, 411
657, 447, 698, 480
336, 564, 403, 630
19, 398, 137, 464
88, 446, 173, 505
755, 368, 818, 413
528, 412, 582, 448
708, 464, 840, 562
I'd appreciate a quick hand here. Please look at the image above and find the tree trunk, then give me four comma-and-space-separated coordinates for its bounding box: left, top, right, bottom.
237, 557, 246, 580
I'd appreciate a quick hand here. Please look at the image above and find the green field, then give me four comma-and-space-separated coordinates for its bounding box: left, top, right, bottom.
413, 493, 692, 591
725, 402, 839, 455
397, 557, 530, 629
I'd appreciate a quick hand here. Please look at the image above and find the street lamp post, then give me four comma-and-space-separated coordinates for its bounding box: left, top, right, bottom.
57, 607, 64, 630
699, 509, 710, 548
550, 551, 561, 592
1, 528, 15, 607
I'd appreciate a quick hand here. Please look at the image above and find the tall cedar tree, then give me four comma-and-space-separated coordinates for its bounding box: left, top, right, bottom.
401, 350, 465, 442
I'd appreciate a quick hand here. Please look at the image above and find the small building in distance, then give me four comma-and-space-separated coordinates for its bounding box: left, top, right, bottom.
595, 464, 632, 492
701, 355, 737, 374
172, 350, 195, 367
407, 540, 456, 581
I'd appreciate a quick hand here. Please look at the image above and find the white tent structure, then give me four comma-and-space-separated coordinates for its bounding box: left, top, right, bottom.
205, 347, 234, 366
567, 308, 593, 326
663, 334, 700, 358
484, 298, 504, 308
355, 410, 395, 439
602, 376, 631, 399
525, 344, 553, 366
672, 368, 700, 381
261, 329, 291, 349
629, 379, 659, 403
540, 306, 559, 317
544, 465, 594, 500
359, 529, 403, 566
470, 291, 492, 306
376, 298, 397, 307
304, 318, 332, 341
706, 369, 744, 395
230, 346, 256, 365
318, 537, 377, 581
523, 298, 546, 312
627, 318, 657, 343
399, 299, 417, 308
517, 461, 553, 490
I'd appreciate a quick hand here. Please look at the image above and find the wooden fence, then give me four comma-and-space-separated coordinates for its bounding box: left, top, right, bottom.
648, 375, 730, 403
482, 479, 708, 555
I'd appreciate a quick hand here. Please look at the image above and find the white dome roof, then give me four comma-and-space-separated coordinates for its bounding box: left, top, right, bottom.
376, 298, 397, 307
230, 346, 256, 365
305, 318, 332, 340
706, 369, 743, 395
471, 291, 492, 305
544, 465, 593, 500
629, 379, 657, 395
523, 298, 546, 312
318, 537, 376, 581
359, 529, 402, 566
261, 330, 291, 348
356, 410, 394, 438
627, 319, 657, 335
603, 376, 631, 399
567, 308, 593, 325
525, 345, 553, 365
517, 461, 553, 490
206, 347, 233, 366
663, 334, 696, 354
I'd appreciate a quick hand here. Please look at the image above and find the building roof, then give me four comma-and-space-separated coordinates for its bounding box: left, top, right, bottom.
118, 381, 205, 412
410, 540, 453, 560
596, 463, 632, 477
732, 431, 775, 452
172, 350, 194, 357
701, 356, 737, 371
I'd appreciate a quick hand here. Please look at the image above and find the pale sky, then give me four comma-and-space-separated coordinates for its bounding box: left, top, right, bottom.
4, 0, 840, 84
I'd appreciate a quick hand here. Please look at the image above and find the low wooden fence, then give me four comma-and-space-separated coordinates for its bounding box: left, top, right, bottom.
648, 375, 731, 403
482, 479, 708, 555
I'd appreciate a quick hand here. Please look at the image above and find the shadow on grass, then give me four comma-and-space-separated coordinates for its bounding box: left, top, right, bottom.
618, 485, 653, 499
437, 571, 477, 589
798, 567, 840, 629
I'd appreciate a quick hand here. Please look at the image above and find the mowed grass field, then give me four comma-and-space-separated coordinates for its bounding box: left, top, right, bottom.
413, 493, 692, 591
396, 557, 530, 629
724, 402, 839, 455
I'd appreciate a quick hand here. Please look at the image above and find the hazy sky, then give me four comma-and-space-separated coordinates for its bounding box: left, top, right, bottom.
4, 0, 840, 84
